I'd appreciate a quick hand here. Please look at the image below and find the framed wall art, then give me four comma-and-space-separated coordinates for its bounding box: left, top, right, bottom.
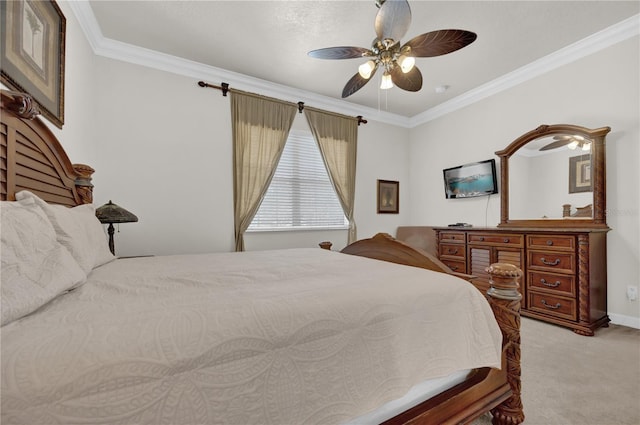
377, 179, 399, 214
1, 0, 66, 128
569, 154, 592, 193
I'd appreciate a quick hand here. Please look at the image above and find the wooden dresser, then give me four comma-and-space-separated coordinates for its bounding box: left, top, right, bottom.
435, 226, 609, 336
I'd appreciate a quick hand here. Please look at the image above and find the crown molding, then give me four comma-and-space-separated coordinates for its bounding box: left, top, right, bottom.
68, 2, 637, 129
66, 1, 410, 128
409, 14, 640, 128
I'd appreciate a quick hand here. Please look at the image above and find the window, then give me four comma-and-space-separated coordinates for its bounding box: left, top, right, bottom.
248, 131, 347, 230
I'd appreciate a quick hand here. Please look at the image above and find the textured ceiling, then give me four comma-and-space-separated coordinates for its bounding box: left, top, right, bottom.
88, 1, 639, 118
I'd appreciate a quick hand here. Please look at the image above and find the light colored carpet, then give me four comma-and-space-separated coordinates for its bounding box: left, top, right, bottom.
472, 318, 640, 425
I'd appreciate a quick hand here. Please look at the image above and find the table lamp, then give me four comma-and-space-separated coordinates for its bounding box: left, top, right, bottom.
95, 200, 138, 255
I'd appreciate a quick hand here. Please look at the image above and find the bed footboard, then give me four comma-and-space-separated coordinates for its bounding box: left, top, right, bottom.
337, 233, 524, 425
338, 232, 475, 281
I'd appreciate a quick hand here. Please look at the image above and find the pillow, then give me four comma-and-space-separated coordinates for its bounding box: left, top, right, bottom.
15, 191, 115, 274
1, 198, 87, 326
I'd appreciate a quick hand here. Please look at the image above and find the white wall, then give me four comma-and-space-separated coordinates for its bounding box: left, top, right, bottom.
83, 57, 410, 256
11, 4, 636, 326
14, 5, 410, 256
408, 36, 640, 326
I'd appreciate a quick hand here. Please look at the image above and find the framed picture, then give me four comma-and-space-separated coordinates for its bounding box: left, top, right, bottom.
1, 0, 66, 128
377, 179, 399, 214
569, 154, 592, 193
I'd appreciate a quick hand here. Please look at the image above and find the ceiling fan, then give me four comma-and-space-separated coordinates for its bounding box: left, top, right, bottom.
540, 135, 591, 151
307, 0, 477, 98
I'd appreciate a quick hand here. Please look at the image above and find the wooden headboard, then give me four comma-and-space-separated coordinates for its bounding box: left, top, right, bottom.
1, 90, 94, 206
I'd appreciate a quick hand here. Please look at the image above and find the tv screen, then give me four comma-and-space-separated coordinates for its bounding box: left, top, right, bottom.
443, 159, 498, 199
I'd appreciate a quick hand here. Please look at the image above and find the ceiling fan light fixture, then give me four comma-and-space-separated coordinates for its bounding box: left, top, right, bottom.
568, 141, 579, 150
397, 54, 415, 73
582, 142, 591, 151
358, 60, 376, 79
307, 0, 476, 97
380, 71, 393, 89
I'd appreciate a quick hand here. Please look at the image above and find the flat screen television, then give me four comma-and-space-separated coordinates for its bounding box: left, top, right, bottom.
443, 159, 498, 199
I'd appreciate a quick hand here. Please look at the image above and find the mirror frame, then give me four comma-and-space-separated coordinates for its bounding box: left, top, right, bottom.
496, 124, 610, 229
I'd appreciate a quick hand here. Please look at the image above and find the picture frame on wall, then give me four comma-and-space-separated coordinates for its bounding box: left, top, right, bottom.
377, 179, 399, 214
569, 154, 592, 193
1, 0, 66, 128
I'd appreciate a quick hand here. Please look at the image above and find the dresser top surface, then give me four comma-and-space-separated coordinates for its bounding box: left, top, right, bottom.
433, 226, 610, 234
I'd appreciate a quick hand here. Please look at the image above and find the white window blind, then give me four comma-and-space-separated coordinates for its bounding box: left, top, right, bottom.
248, 131, 347, 230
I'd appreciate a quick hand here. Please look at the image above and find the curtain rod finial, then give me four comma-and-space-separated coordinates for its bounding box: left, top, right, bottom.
357, 116, 367, 125
297, 102, 304, 113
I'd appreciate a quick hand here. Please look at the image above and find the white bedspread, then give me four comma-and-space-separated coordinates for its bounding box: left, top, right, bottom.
1, 248, 502, 425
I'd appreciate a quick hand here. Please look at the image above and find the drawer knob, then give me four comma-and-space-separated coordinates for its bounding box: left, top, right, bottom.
546, 240, 553, 246
541, 299, 562, 309
540, 278, 561, 288
450, 265, 458, 271
447, 248, 458, 255
503, 238, 510, 243
540, 257, 560, 266
479, 236, 485, 241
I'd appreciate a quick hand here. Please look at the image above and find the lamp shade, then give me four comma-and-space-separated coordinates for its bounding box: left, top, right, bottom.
380, 71, 393, 90
95, 200, 138, 224
358, 60, 375, 79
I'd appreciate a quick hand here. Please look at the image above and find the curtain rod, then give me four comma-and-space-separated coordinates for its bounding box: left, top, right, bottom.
198, 81, 367, 126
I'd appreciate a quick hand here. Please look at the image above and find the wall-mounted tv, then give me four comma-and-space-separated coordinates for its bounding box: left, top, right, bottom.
443, 159, 498, 199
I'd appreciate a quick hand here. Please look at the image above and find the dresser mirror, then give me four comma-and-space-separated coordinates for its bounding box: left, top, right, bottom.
496, 124, 610, 228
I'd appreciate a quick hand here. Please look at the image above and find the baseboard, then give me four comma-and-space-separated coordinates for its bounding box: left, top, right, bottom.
609, 313, 640, 329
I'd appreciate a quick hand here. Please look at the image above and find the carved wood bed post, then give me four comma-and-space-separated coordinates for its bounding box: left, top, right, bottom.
73, 163, 95, 204
486, 263, 525, 425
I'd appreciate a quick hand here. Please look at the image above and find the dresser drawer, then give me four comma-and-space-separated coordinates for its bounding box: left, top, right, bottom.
439, 231, 466, 243
528, 271, 575, 296
441, 258, 466, 274
527, 235, 575, 251
467, 233, 523, 247
528, 250, 575, 274
439, 243, 465, 259
528, 292, 577, 321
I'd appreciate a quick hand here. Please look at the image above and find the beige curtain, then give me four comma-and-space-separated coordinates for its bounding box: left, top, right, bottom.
304, 108, 358, 244
231, 91, 296, 251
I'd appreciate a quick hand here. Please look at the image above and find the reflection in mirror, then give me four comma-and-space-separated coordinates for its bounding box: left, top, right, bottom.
509, 134, 593, 220
497, 124, 609, 228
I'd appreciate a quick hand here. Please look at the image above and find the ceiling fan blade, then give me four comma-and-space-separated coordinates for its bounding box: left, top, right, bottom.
540, 140, 571, 151
390, 65, 422, 92
342, 66, 378, 98
553, 135, 574, 141
404, 29, 477, 57
375, 0, 412, 42
554, 134, 585, 142
308, 46, 371, 60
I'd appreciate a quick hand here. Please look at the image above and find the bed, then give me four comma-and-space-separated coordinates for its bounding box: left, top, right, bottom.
1, 89, 524, 425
